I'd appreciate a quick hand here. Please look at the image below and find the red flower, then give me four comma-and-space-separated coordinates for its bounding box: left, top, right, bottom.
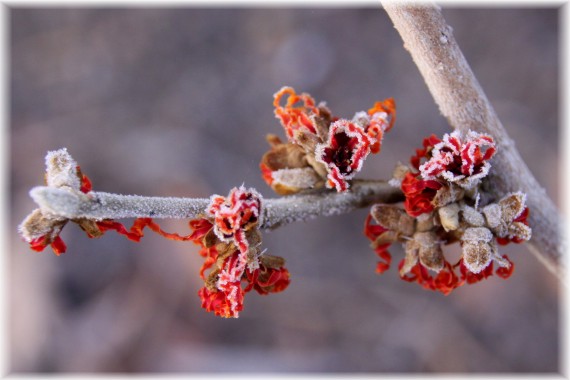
193, 243, 290, 318
400, 172, 442, 217
316, 119, 374, 192
273, 86, 319, 142
188, 190, 290, 318
365, 98, 396, 154
432, 262, 461, 295
246, 265, 291, 295
207, 186, 262, 254
198, 287, 239, 318
399, 260, 460, 295
419, 130, 495, 188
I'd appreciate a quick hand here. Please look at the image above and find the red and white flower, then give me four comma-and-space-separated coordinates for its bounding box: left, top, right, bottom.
207, 185, 262, 254
419, 130, 496, 188
315, 120, 374, 192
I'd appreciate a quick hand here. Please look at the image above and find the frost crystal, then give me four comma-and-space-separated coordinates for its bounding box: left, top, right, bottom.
352, 111, 370, 129
482, 203, 502, 228
462, 227, 493, 243
460, 203, 486, 227
45, 148, 81, 190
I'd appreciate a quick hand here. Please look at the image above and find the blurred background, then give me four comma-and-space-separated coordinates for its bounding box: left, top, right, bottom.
9, 6, 560, 373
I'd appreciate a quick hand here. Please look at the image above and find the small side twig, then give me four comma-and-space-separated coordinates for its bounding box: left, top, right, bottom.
381, 2, 564, 280
29, 179, 404, 231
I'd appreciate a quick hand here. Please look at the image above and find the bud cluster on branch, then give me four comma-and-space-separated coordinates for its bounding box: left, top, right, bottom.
19, 85, 533, 318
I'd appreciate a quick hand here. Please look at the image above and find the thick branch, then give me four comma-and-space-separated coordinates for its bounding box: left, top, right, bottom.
382, 3, 564, 279
30, 180, 404, 231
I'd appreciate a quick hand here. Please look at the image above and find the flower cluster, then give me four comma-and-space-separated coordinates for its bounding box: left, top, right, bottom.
365, 130, 531, 294
19, 150, 289, 318
261, 86, 395, 193
191, 186, 290, 318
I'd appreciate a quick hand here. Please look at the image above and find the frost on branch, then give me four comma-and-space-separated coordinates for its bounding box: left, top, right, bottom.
18, 148, 96, 254
18, 149, 197, 254
364, 131, 529, 294
261, 86, 396, 193
19, 149, 290, 319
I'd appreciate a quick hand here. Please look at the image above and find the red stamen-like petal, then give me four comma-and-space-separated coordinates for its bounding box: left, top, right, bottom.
400, 172, 442, 217
410, 134, 441, 170
365, 98, 396, 154
246, 266, 291, 295
260, 162, 274, 186
273, 86, 318, 141
198, 287, 236, 318
50, 236, 67, 255
76, 166, 92, 193
399, 260, 461, 295
188, 219, 214, 244
495, 255, 515, 279
364, 214, 392, 274
29, 235, 49, 252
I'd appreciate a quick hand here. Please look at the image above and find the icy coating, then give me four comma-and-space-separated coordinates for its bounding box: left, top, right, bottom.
30, 187, 211, 220
45, 148, 81, 190
419, 130, 495, 189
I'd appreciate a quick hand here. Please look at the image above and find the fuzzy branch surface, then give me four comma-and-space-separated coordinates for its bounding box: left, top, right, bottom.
30, 180, 404, 231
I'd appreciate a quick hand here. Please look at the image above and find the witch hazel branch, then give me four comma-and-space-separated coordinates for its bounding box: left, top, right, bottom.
19, 84, 534, 318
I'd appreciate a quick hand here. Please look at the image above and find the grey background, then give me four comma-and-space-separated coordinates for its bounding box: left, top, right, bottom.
10, 7, 560, 373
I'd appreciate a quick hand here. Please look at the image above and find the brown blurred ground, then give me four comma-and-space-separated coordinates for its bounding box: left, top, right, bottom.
9, 7, 560, 373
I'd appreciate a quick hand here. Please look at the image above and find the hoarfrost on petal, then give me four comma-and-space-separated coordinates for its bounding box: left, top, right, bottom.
461, 204, 486, 227
45, 148, 81, 191
462, 241, 493, 274
462, 227, 493, 243
482, 203, 502, 229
